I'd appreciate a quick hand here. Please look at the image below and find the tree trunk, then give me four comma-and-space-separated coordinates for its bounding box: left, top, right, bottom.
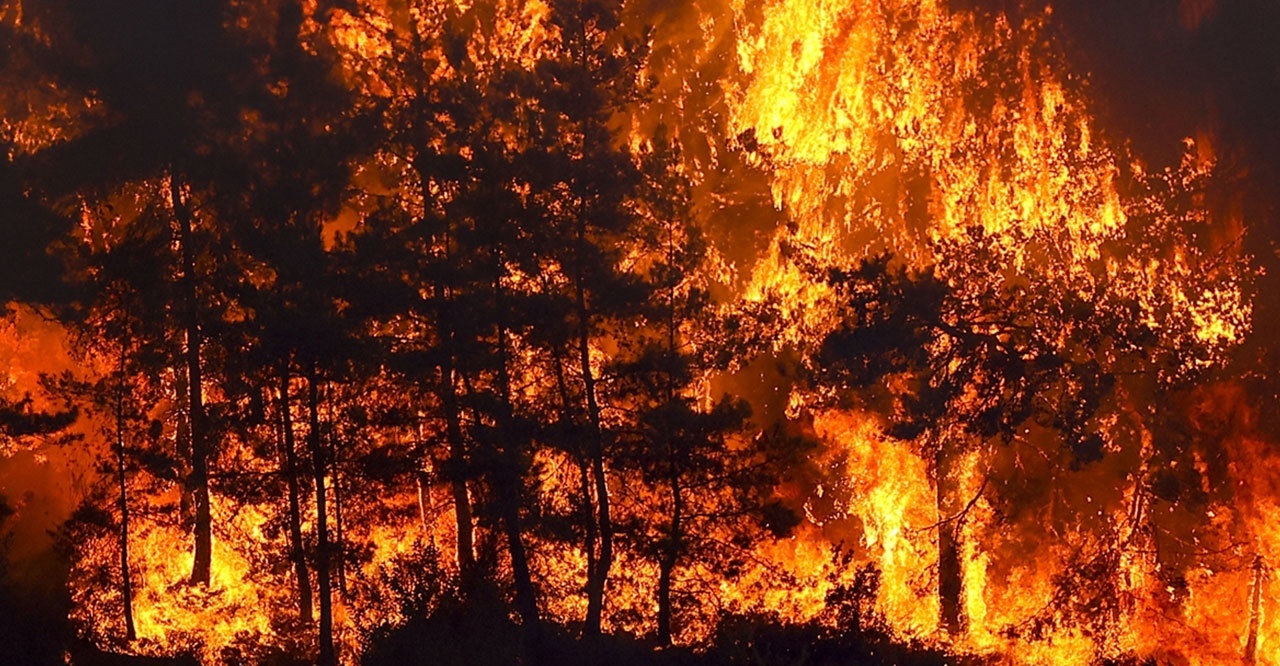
432, 261, 476, 580
548, 341, 597, 632
329, 426, 348, 600
115, 343, 136, 642
170, 173, 211, 586
656, 222, 683, 647
497, 483, 541, 665
440, 363, 475, 579
415, 470, 432, 534
935, 446, 963, 636
574, 233, 612, 637
497, 467, 540, 637
1245, 553, 1263, 665
278, 364, 312, 623
306, 362, 335, 666
493, 293, 541, 658
657, 467, 682, 646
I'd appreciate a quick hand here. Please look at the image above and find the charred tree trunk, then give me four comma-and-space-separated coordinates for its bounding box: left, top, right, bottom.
329, 426, 348, 600
548, 341, 597, 628
578, 327, 612, 637
935, 446, 964, 636
1245, 553, 1264, 665
415, 470, 432, 534
493, 288, 541, 658
278, 364, 312, 623
574, 225, 612, 637
115, 342, 136, 642
430, 237, 476, 581
440, 361, 476, 580
656, 463, 682, 646
496, 459, 540, 640
170, 173, 211, 586
306, 362, 335, 666
656, 224, 684, 647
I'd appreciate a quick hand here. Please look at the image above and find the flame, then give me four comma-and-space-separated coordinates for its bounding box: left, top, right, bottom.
722, 0, 1254, 660
731, 0, 1247, 373
7, 0, 1269, 664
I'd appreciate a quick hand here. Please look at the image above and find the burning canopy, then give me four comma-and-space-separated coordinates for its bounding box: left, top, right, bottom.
0, 0, 1274, 664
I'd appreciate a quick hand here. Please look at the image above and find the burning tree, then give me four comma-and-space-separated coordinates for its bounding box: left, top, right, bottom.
731, 0, 1253, 657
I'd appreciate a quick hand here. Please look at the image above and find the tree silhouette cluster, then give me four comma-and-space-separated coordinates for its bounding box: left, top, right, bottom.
0, 1, 811, 663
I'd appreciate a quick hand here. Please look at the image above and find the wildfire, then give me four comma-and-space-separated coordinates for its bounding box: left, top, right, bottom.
728, 0, 1257, 661
0, 0, 1273, 664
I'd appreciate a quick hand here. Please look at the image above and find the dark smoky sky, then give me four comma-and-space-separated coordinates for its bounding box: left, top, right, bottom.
1049, 0, 1280, 176
960, 0, 1280, 216
1044, 0, 1280, 418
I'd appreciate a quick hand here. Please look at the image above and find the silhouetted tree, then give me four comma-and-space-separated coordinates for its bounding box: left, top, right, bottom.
611, 138, 801, 644
26, 0, 265, 586
526, 1, 651, 636
209, 4, 363, 658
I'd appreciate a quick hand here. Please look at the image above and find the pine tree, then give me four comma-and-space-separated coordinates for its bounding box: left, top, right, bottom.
613, 136, 802, 644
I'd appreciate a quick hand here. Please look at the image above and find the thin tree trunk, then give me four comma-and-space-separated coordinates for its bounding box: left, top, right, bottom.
430, 235, 476, 580
115, 340, 136, 642
171, 173, 211, 586
656, 219, 683, 647
935, 446, 963, 636
496, 462, 540, 632
493, 279, 541, 657
657, 467, 682, 646
440, 362, 475, 579
574, 225, 612, 637
415, 470, 432, 533
329, 426, 348, 600
548, 340, 597, 628
1245, 553, 1264, 665
279, 363, 312, 623
306, 362, 335, 666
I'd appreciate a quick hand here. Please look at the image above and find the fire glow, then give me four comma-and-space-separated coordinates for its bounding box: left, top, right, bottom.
0, 0, 1273, 664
